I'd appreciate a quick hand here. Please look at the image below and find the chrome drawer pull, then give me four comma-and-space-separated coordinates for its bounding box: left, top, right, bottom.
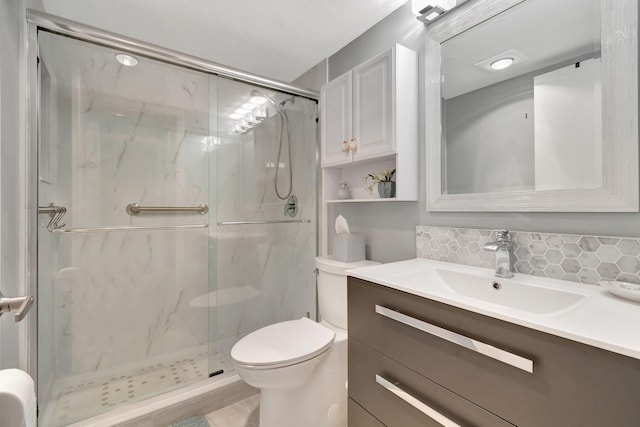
376, 374, 461, 427
375, 305, 534, 373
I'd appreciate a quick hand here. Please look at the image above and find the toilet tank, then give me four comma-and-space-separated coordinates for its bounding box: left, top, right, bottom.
315, 256, 379, 329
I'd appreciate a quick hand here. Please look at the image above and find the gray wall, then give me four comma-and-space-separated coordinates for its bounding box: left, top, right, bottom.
445, 74, 534, 194
325, 2, 640, 264
0, 0, 45, 370
292, 58, 327, 92
0, 0, 22, 369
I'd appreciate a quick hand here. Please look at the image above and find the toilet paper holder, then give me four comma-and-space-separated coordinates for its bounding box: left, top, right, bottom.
0, 292, 34, 322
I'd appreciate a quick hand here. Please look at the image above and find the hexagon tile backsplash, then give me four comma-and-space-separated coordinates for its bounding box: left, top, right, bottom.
416, 226, 640, 285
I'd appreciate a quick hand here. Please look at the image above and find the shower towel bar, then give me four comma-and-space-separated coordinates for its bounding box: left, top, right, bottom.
48, 224, 208, 233
126, 203, 209, 215
218, 219, 311, 226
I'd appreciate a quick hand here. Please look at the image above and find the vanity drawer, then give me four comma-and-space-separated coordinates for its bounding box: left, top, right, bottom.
348, 277, 640, 426
349, 338, 514, 427
348, 398, 385, 427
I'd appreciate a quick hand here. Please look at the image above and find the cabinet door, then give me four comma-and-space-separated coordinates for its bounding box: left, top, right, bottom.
321, 72, 352, 167
352, 49, 394, 161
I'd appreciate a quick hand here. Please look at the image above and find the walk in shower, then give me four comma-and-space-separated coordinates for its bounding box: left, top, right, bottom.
32, 17, 317, 426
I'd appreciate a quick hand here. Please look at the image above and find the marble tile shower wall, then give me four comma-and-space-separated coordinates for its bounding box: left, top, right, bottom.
416, 226, 640, 285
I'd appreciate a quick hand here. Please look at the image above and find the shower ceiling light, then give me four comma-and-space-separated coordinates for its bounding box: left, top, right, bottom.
232, 123, 243, 134
253, 106, 267, 121
115, 53, 138, 67
249, 96, 268, 105
246, 113, 258, 125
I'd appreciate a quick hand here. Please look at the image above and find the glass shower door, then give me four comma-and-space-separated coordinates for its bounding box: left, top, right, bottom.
213, 77, 318, 361
36, 32, 218, 426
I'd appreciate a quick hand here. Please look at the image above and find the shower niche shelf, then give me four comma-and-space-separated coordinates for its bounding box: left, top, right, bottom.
320, 43, 418, 202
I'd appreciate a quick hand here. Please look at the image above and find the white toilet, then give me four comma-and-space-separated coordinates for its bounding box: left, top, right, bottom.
230, 256, 379, 427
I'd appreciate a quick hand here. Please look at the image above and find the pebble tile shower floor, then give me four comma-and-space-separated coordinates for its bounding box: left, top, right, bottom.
43, 350, 232, 426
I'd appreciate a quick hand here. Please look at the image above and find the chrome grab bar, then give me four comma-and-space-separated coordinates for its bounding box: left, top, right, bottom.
39, 203, 209, 233
375, 374, 461, 427
217, 219, 311, 226
126, 203, 209, 215
50, 224, 208, 233
0, 292, 34, 322
375, 305, 534, 373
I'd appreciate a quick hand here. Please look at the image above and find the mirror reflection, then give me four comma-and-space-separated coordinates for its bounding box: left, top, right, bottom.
441, 0, 601, 195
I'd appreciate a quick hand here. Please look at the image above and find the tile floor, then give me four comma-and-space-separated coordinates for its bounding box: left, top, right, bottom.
42, 349, 233, 426
205, 394, 260, 427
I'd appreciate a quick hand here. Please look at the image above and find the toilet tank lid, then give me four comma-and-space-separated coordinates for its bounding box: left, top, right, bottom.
315, 256, 379, 275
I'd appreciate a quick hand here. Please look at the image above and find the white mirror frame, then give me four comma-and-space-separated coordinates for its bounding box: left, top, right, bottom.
425, 0, 638, 212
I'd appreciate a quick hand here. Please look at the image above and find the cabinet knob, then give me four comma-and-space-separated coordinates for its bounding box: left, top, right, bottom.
350, 137, 357, 151
341, 140, 350, 153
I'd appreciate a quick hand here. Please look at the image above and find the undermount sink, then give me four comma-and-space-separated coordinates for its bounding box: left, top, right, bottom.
435, 268, 587, 315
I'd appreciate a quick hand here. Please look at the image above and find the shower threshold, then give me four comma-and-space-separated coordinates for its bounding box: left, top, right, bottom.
40, 346, 234, 427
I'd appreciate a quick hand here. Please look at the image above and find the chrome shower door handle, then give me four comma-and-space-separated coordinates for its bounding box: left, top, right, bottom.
0, 292, 34, 322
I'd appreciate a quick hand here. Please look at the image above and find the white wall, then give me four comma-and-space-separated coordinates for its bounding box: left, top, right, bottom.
322, 2, 640, 263
534, 58, 602, 191
445, 73, 535, 194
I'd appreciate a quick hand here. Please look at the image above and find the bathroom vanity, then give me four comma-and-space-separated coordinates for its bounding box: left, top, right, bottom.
347, 259, 640, 426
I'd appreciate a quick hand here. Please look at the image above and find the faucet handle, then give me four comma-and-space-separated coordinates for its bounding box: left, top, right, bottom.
496, 230, 512, 242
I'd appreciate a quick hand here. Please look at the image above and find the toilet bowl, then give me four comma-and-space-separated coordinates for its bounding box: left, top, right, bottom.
230, 256, 378, 427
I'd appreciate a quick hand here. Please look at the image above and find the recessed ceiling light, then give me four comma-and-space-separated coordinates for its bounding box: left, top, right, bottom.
115, 53, 138, 67
490, 57, 514, 70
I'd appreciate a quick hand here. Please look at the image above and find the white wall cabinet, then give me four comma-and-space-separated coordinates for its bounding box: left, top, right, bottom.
320, 44, 418, 201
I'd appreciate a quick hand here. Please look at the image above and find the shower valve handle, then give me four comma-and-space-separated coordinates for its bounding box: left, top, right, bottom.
0, 292, 34, 322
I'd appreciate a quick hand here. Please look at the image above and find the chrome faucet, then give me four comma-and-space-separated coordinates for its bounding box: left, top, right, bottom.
482, 230, 515, 278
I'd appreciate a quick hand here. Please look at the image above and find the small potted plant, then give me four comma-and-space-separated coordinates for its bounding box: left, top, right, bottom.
364, 168, 396, 198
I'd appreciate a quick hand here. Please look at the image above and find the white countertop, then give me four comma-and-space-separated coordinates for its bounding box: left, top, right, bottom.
348, 258, 640, 361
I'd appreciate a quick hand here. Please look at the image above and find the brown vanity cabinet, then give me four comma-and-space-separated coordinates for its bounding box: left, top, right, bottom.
347, 277, 640, 426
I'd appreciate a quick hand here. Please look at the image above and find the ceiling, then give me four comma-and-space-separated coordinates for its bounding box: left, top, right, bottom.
40, 0, 409, 84
442, 0, 600, 99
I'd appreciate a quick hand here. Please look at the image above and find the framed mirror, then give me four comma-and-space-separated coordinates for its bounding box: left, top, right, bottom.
425, 0, 638, 212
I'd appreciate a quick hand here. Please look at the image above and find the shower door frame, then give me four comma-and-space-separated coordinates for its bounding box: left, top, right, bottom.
24, 8, 319, 397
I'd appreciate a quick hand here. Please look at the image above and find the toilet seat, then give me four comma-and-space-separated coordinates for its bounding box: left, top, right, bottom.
231, 317, 335, 369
